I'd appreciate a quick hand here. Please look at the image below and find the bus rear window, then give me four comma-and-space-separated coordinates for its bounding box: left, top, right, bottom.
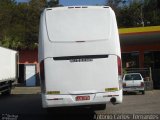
45, 8, 110, 42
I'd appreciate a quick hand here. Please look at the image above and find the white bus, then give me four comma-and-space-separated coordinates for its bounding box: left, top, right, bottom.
39, 6, 122, 110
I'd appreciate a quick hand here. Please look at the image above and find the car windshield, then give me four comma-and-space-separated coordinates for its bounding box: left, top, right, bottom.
124, 74, 141, 81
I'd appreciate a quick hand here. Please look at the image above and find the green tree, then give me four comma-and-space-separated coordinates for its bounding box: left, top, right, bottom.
0, 0, 59, 50
106, 0, 160, 28
0, 0, 23, 49
47, 0, 59, 7
23, 0, 46, 49
118, 1, 143, 27
143, 0, 160, 26
106, 0, 123, 16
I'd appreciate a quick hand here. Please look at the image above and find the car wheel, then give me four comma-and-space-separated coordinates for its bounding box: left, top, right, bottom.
123, 91, 127, 95
1, 83, 11, 96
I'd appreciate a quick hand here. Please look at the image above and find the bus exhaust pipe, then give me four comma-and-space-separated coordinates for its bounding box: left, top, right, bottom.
110, 97, 116, 105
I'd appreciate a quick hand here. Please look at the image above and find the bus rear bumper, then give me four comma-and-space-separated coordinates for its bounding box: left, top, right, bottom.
42, 89, 122, 108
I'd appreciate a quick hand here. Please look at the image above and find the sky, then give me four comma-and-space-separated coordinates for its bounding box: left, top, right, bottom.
16, 0, 28, 2
16, 0, 107, 6
59, 0, 106, 6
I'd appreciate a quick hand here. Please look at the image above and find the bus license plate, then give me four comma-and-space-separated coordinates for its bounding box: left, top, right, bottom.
76, 96, 90, 101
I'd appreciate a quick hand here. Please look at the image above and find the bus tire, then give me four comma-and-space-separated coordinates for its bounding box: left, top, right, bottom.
141, 90, 145, 95
1, 89, 11, 96
1, 82, 11, 96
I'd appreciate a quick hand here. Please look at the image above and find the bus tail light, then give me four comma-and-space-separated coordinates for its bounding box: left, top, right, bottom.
40, 60, 45, 81
117, 56, 122, 75
117, 56, 122, 90
40, 60, 46, 93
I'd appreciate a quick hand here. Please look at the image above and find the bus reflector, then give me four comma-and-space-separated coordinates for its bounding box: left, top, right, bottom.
47, 91, 60, 95
47, 98, 63, 100
105, 88, 118, 92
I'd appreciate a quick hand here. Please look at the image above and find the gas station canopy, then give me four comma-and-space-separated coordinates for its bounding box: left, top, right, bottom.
119, 26, 160, 46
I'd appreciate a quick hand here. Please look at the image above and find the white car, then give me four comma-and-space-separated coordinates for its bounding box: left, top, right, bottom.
123, 73, 145, 95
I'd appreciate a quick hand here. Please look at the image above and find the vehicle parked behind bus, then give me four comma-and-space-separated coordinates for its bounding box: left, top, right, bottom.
123, 73, 145, 95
